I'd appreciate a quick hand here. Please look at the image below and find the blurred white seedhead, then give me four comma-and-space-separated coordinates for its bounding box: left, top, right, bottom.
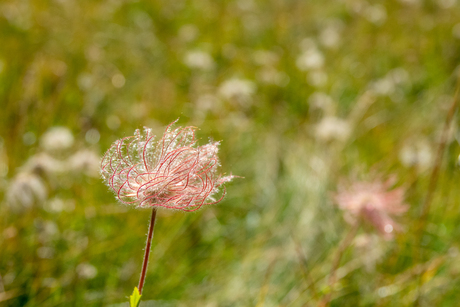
256, 67, 289, 86
371, 77, 395, 96
22, 152, 65, 175
252, 50, 287, 86
218, 78, 256, 106
76, 263, 98, 280
40, 126, 74, 152
296, 40, 324, 71
315, 116, 351, 142
184, 50, 215, 71
36, 220, 59, 244
399, 139, 433, 172
67, 149, 100, 177
111, 73, 125, 88
85, 128, 100, 144
364, 4, 387, 25
309, 92, 335, 115
370, 68, 409, 98
196, 94, 220, 112
319, 20, 343, 49
389, 68, 410, 85
37, 247, 55, 259
194, 94, 223, 122
7, 172, 47, 211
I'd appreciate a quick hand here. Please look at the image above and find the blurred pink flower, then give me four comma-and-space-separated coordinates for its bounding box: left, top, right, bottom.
101, 120, 234, 211
334, 177, 407, 239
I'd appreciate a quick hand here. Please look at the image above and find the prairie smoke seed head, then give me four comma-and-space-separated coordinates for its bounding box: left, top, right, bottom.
100, 121, 234, 211
334, 176, 407, 239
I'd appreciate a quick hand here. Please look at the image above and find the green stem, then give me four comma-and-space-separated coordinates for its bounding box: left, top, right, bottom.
320, 221, 360, 307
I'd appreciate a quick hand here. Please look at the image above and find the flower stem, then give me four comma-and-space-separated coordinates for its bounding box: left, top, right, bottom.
320, 221, 360, 307
138, 208, 157, 295
414, 77, 460, 306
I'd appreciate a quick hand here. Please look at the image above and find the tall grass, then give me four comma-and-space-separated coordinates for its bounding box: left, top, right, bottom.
1, 0, 460, 306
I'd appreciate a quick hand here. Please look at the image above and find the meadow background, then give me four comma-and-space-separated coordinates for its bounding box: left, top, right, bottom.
1, 0, 460, 306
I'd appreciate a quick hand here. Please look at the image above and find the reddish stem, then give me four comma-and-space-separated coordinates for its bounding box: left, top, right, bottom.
138, 208, 157, 295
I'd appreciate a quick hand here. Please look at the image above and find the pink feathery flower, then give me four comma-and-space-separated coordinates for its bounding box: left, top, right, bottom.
101, 120, 234, 211
334, 176, 407, 239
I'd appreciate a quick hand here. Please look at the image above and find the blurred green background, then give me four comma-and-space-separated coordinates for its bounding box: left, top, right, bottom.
1, 0, 460, 306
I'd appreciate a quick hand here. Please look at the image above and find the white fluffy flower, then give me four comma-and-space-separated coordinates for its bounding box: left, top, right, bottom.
40, 127, 74, 152
296, 48, 324, 71
218, 78, 256, 104
7, 172, 47, 211
315, 116, 351, 142
184, 50, 215, 70
67, 149, 101, 177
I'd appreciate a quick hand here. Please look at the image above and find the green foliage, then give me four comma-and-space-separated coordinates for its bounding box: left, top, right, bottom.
1, 0, 460, 306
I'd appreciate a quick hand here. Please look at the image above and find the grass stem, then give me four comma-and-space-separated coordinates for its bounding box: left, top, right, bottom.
320, 221, 360, 307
